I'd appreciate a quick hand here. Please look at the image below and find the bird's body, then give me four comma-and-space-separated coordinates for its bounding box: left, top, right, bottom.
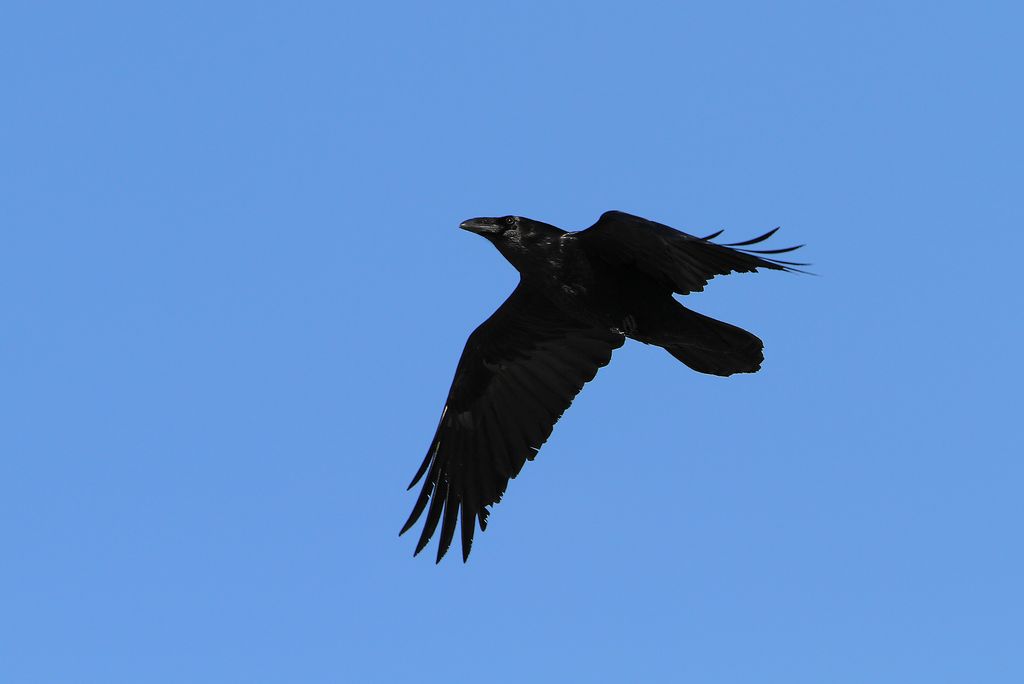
402, 211, 806, 562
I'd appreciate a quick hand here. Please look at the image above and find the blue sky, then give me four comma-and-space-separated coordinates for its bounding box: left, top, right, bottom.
3, 1, 1022, 682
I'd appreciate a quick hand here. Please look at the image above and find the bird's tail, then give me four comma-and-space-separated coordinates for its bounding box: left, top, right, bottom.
652, 305, 764, 377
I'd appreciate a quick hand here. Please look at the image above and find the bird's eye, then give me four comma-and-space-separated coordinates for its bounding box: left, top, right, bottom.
505, 217, 516, 225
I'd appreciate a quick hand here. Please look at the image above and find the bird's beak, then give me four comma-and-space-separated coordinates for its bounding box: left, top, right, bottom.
460, 218, 501, 235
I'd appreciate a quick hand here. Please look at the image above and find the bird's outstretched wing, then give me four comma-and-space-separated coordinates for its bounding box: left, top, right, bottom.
575, 210, 808, 295
402, 284, 624, 563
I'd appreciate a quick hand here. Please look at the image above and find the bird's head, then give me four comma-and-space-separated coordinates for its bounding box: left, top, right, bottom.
459, 215, 565, 270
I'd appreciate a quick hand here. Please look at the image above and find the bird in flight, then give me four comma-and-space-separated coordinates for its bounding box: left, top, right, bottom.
401, 210, 806, 563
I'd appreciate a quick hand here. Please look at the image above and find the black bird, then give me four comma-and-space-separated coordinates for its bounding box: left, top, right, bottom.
402, 210, 806, 562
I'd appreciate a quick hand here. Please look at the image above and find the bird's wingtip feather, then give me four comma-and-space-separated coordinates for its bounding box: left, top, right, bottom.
724, 226, 780, 246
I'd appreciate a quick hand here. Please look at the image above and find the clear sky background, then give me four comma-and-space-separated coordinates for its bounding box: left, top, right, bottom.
3, 2, 1022, 682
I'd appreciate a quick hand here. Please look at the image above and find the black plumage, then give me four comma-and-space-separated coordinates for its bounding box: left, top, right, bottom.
402, 210, 806, 562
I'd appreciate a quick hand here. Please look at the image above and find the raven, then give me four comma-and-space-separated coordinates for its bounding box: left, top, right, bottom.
402, 210, 805, 562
